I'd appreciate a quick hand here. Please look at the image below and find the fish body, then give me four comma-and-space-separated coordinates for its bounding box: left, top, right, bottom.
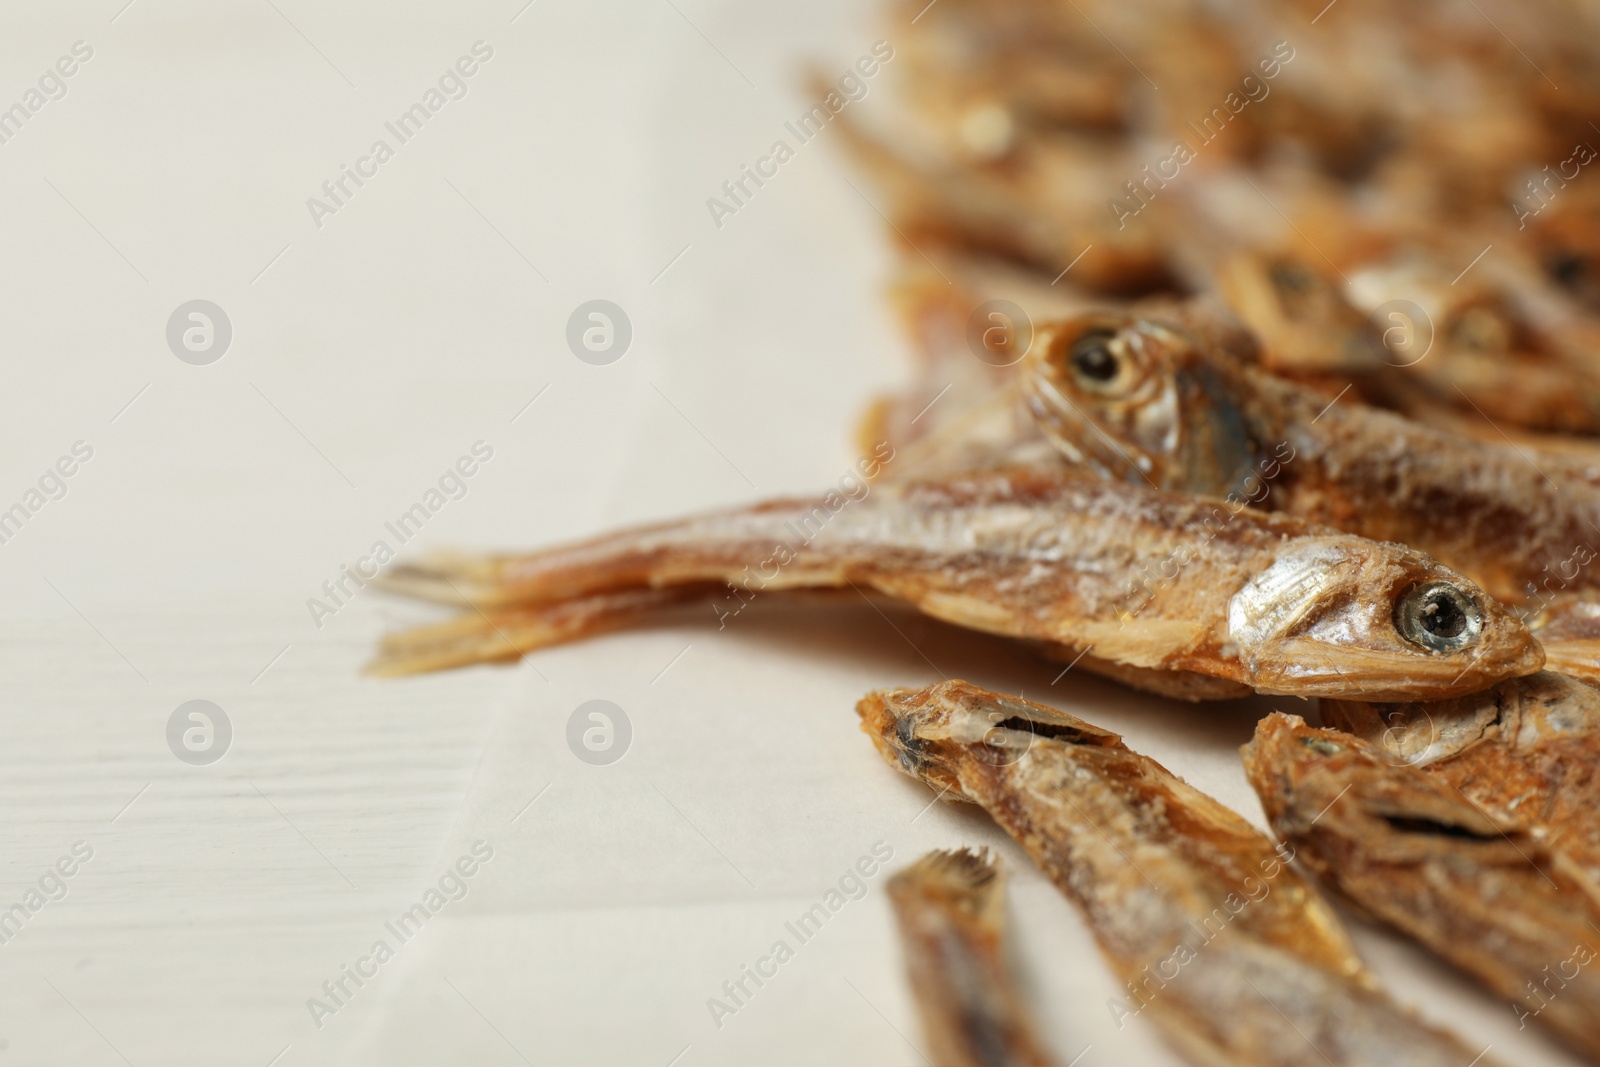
890, 0, 1135, 147
1243, 712, 1600, 1062
1020, 307, 1600, 629
1322, 671, 1600, 891
887, 849, 1055, 1067
859, 680, 1497, 1066
828, 101, 1174, 296
371, 466, 1539, 700
1216, 249, 1390, 378
1344, 255, 1600, 434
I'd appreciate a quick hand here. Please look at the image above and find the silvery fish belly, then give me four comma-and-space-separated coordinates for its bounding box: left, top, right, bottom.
858, 680, 1500, 1067
368, 465, 1539, 701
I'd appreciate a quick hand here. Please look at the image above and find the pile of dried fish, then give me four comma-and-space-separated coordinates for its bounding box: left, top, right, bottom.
371, 0, 1600, 1061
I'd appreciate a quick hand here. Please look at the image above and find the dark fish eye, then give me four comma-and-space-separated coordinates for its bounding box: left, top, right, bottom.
1448, 305, 1511, 352
1548, 251, 1590, 288
1394, 581, 1482, 653
1300, 736, 1343, 756
1069, 329, 1121, 384
1269, 261, 1316, 294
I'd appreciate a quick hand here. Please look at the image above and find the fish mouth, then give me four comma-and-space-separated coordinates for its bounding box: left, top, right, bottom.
1244, 715, 1523, 865
1246, 635, 1543, 701
857, 682, 1120, 784
856, 688, 964, 792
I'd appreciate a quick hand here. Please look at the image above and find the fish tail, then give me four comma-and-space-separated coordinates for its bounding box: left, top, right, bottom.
365, 586, 717, 676
371, 497, 864, 612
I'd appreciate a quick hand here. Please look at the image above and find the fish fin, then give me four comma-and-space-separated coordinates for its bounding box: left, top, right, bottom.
365, 586, 716, 676
889, 847, 1004, 920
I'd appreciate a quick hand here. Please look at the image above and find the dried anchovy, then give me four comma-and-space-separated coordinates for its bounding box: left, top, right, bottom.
887, 848, 1055, 1067
1242, 712, 1600, 1061
369, 465, 1539, 700
1323, 671, 1600, 890
859, 679, 1497, 1066
1016, 308, 1600, 678
1342, 255, 1600, 434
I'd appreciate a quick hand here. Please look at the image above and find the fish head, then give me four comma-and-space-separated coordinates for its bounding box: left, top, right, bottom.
1218, 251, 1387, 373
1021, 312, 1260, 498
1322, 671, 1600, 766
856, 680, 1121, 794
1346, 260, 1540, 365
1241, 713, 1530, 869
1226, 537, 1544, 700
1440, 293, 1530, 356
1526, 189, 1600, 311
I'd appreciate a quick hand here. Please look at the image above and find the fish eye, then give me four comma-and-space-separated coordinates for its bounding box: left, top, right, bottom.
1300, 736, 1343, 756
1548, 251, 1592, 288
1448, 305, 1513, 352
1268, 260, 1316, 295
1394, 581, 1482, 653
1070, 329, 1121, 384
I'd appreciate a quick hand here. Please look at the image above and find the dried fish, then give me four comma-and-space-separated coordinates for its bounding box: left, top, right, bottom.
1017, 306, 1600, 675
859, 680, 1496, 1066
370, 465, 1539, 700
1216, 248, 1389, 378
889, 0, 1135, 144
1243, 712, 1600, 1062
1322, 671, 1600, 891
827, 104, 1175, 295
887, 848, 1055, 1067
1343, 255, 1600, 434
857, 252, 1098, 478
